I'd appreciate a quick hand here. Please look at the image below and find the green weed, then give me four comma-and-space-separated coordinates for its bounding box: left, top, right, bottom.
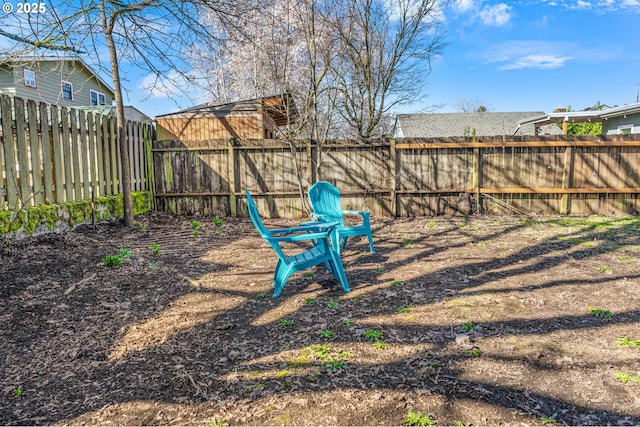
208, 418, 229, 427
278, 318, 294, 326
540, 413, 559, 425
373, 341, 389, 350
151, 243, 161, 256
397, 307, 414, 313
403, 410, 436, 426
119, 248, 131, 258
402, 238, 415, 248
191, 220, 202, 230
102, 254, 123, 267
325, 360, 347, 372
319, 330, 335, 338
327, 301, 339, 309
615, 336, 640, 348
595, 266, 614, 273
614, 371, 640, 384
342, 318, 354, 325
463, 348, 482, 357
461, 321, 477, 332
588, 306, 613, 318
390, 280, 406, 286
304, 271, 314, 281
255, 292, 269, 298
304, 298, 318, 305
213, 216, 225, 227
13, 387, 22, 397
363, 329, 383, 342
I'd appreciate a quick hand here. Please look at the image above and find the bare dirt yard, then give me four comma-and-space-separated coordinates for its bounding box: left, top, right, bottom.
1, 212, 639, 426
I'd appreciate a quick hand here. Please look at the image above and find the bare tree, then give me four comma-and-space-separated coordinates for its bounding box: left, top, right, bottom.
455, 97, 490, 113
2, 0, 248, 226
327, 0, 446, 139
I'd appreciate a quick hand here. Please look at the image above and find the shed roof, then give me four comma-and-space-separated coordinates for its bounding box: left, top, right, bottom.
156, 93, 298, 126
394, 111, 562, 138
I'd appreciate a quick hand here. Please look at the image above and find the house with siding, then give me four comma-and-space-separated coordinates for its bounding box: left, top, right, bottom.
518, 102, 640, 135
0, 56, 115, 107
393, 111, 562, 138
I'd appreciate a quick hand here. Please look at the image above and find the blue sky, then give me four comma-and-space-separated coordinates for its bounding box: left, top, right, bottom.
404, 0, 640, 114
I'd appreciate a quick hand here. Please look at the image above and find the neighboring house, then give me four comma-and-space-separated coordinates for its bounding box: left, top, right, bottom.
0, 56, 115, 108
155, 94, 298, 141
393, 112, 563, 138
519, 102, 640, 135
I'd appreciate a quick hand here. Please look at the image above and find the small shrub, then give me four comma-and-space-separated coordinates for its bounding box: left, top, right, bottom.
213, 216, 225, 227
461, 321, 477, 332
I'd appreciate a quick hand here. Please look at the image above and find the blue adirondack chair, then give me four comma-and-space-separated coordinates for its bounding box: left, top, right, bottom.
245, 189, 350, 298
307, 181, 375, 254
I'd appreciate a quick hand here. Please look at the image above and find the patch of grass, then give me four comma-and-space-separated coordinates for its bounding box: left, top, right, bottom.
319, 329, 335, 338
255, 292, 268, 298
397, 306, 414, 313
403, 410, 436, 426
213, 216, 225, 227
373, 341, 389, 350
302, 344, 332, 362
426, 220, 436, 228
327, 301, 339, 309
278, 318, 294, 326
614, 371, 640, 384
540, 413, 559, 425
304, 298, 318, 305
461, 321, 477, 332
463, 348, 482, 357
595, 265, 614, 273
588, 306, 613, 318
425, 360, 440, 368
342, 318, 354, 325
615, 336, 640, 348
363, 329, 383, 342
324, 360, 347, 372
191, 220, 202, 230
390, 280, 406, 286
102, 254, 123, 267
249, 258, 258, 263
274, 370, 289, 379
304, 271, 314, 281
13, 387, 22, 397
208, 418, 229, 427
402, 238, 415, 248
119, 248, 131, 258
151, 243, 161, 256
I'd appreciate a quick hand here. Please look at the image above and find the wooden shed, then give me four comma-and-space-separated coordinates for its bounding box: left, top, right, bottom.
155, 94, 298, 142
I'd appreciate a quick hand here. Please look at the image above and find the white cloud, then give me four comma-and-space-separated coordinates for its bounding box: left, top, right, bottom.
453, 0, 478, 13
479, 3, 513, 26
500, 53, 572, 70
138, 70, 187, 99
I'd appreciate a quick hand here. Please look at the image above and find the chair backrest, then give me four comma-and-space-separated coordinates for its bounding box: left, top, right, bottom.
308, 181, 344, 225
245, 189, 271, 238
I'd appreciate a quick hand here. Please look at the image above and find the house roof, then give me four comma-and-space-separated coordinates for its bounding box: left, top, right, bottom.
395, 111, 563, 138
0, 55, 115, 95
518, 102, 640, 127
156, 94, 298, 126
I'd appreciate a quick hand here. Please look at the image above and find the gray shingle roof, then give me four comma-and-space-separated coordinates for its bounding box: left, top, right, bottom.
394, 112, 563, 138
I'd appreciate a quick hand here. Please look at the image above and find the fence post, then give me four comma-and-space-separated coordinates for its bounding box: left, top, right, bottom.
144, 124, 156, 210
560, 146, 574, 214
472, 147, 482, 214
390, 138, 399, 217
15, 98, 31, 207
228, 138, 238, 216
307, 139, 317, 184
39, 102, 54, 204
27, 100, 43, 205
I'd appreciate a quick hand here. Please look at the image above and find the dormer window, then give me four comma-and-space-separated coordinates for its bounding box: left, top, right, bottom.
23, 69, 36, 88
61, 80, 73, 100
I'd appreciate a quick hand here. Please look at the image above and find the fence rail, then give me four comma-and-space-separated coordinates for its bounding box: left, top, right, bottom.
152, 135, 640, 217
0, 95, 152, 209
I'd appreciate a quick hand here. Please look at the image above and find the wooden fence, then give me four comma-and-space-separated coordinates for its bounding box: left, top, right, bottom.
152, 135, 640, 218
0, 95, 152, 209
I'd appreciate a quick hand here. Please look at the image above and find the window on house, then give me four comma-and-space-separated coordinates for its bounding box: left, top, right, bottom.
90, 89, 106, 106
618, 125, 633, 135
61, 81, 73, 100
23, 69, 36, 88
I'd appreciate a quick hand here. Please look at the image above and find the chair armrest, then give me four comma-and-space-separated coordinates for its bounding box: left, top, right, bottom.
342, 210, 370, 219
269, 231, 332, 243
270, 222, 338, 235
310, 212, 331, 221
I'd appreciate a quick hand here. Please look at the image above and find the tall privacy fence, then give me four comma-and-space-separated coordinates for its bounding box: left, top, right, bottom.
1, 94, 152, 210
152, 136, 640, 218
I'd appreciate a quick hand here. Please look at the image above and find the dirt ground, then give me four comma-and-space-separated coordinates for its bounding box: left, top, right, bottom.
1, 212, 639, 426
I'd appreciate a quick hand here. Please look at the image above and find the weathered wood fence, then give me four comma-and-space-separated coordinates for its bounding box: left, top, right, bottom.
152, 135, 640, 217
0, 95, 153, 209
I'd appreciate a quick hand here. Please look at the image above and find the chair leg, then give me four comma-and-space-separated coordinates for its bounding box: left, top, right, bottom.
327, 251, 350, 293
367, 233, 375, 253
273, 263, 296, 298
